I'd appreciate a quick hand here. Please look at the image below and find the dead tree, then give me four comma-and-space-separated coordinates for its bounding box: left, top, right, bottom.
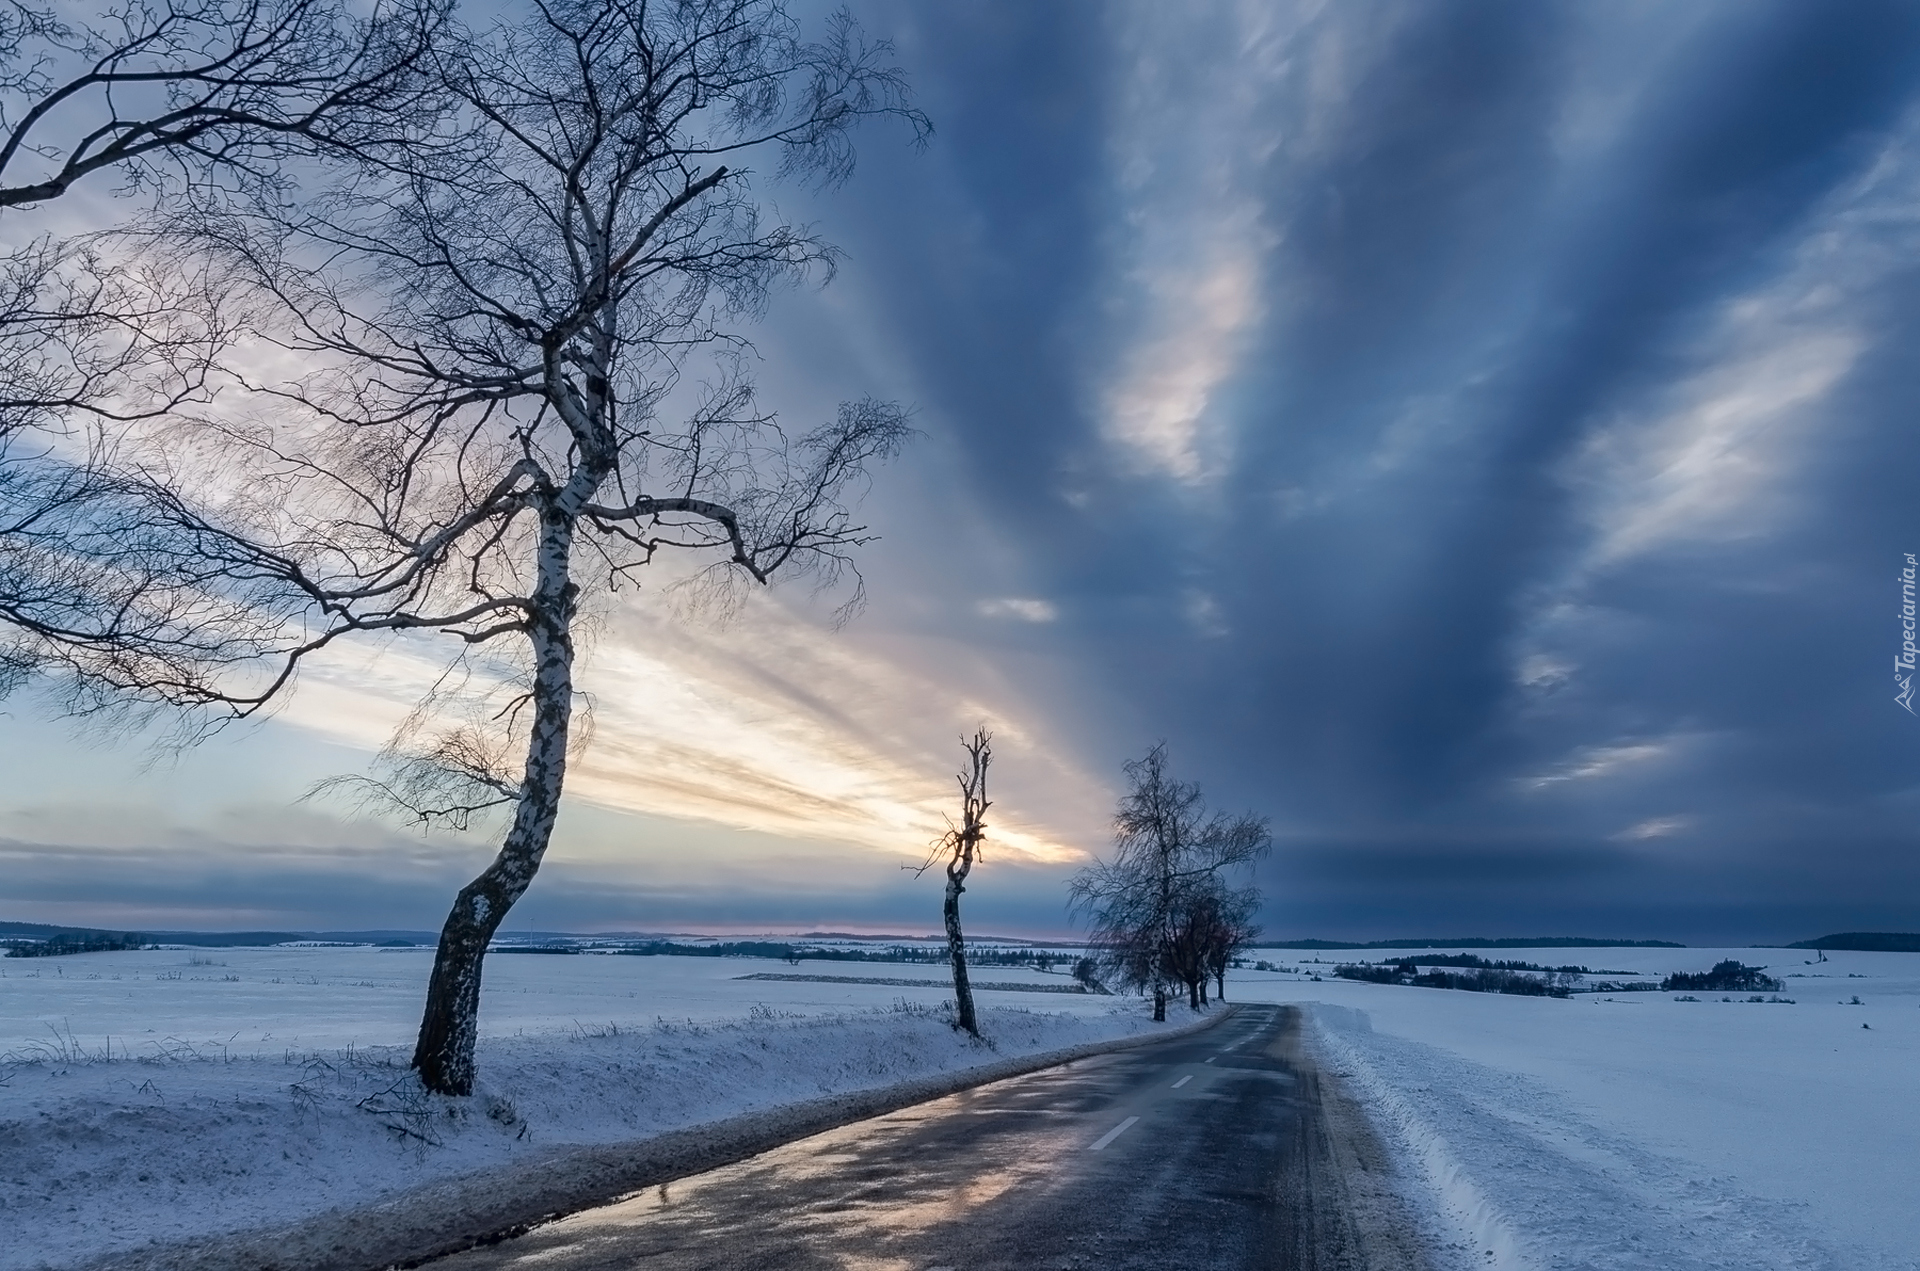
0, 0, 925, 1096
1069, 744, 1269, 1021
914, 728, 990, 1035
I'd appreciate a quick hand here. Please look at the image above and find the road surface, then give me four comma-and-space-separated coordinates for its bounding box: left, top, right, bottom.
420, 1004, 1429, 1271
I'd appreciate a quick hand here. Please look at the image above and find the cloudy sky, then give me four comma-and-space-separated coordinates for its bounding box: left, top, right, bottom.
7, 0, 1920, 944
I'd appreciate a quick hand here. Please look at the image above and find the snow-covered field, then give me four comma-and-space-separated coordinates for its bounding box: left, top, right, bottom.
1237, 946, 1920, 1271
5, 942, 1915, 1271
0, 944, 1115, 1055
0, 947, 1157, 1271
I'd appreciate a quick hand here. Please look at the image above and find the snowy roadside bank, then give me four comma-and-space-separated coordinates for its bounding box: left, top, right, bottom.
1307, 1004, 1879, 1271
4, 1000, 1225, 1271
1242, 949, 1920, 1271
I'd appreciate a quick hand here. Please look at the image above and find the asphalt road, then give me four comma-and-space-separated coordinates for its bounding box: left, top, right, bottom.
420, 1004, 1429, 1271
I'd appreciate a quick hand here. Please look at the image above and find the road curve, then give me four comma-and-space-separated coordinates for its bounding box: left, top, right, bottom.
419, 1004, 1430, 1271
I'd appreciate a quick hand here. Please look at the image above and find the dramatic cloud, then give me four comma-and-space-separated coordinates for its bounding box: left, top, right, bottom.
8, 0, 1920, 942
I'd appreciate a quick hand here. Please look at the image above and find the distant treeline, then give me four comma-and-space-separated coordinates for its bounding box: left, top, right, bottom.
786, 931, 1088, 948
1268, 936, 1683, 949
1373, 952, 1593, 973
1334, 955, 1577, 998
616, 940, 910, 961
615, 941, 1071, 967
3, 932, 151, 958
493, 939, 1074, 967
0, 920, 441, 948
1334, 953, 1787, 998
1788, 932, 1920, 953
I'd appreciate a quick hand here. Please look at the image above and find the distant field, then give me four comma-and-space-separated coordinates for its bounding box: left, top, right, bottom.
0, 945, 1103, 1055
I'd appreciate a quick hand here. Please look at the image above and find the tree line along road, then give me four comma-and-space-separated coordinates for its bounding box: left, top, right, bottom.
418, 1004, 1432, 1271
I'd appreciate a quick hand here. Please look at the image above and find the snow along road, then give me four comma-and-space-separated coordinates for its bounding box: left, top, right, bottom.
421, 1005, 1428, 1271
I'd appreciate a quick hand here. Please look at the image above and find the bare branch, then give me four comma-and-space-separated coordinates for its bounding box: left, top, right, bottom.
0, 0, 448, 209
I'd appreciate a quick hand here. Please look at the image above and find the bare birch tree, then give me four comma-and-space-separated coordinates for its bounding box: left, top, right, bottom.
915, 727, 990, 1036
0, 0, 925, 1095
1068, 744, 1269, 1021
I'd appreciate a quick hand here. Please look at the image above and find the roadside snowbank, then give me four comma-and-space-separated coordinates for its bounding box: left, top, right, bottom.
1, 997, 1166, 1271
1235, 947, 1920, 1271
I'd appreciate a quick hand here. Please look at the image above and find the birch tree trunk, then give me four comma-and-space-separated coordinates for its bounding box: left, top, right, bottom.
412, 507, 578, 1096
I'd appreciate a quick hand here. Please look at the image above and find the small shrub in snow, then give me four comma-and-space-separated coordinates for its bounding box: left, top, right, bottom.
356, 1071, 450, 1148
1071, 956, 1107, 992
482, 1094, 526, 1139
567, 1021, 626, 1040
746, 1003, 803, 1022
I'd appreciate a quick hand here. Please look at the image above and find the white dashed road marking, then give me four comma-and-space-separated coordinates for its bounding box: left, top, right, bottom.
1089, 1116, 1140, 1151
1172, 1075, 1192, 1088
